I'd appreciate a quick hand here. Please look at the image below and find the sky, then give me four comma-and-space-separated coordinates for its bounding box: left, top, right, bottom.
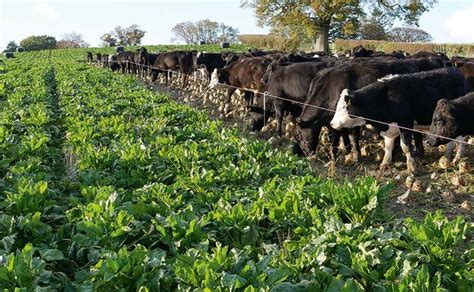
1, 0, 473, 51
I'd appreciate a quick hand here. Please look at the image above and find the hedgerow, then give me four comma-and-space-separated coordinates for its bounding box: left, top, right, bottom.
334, 39, 474, 57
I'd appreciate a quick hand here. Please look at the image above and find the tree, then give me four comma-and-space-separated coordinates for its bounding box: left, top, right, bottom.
100, 25, 146, 47
20, 35, 57, 51
5, 41, 18, 52
100, 33, 117, 47
113, 26, 128, 45
56, 32, 89, 49
360, 22, 387, 40
360, 8, 392, 40
242, 0, 437, 52
217, 23, 240, 43
171, 21, 199, 44
388, 27, 433, 42
171, 19, 239, 44
124, 24, 146, 45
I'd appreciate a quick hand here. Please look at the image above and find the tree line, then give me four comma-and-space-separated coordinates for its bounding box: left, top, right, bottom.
4, 20, 240, 52
3, 25, 148, 52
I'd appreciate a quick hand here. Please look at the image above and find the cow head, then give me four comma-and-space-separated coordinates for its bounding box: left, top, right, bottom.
195, 51, 204, 67
209, 68, 228, 89
224, 53, 239, 66
330, 89, 366, 129
293, 118, 322, 157
427, 99, 457, 146
260, 60, 279, 86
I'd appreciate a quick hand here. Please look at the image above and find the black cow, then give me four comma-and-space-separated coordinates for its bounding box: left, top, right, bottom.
295, 61, 420, 161
151, 51, 194, 87
330, 68, 465, 173
412, 51, 451, 66
277, 53, 326, 64
116, 51, 135, 74
146, 53, 159, 78
95, 53, 102, 65
253, 61, 336, 136
352, 46, 375, 58
403, 57, 445, 71
133, 47, 149, 78
86, 51, 93, 62
462, 61, 474, 93
428, 92, 474, 146
450, 56, 474, 68
209, 57, 272, 109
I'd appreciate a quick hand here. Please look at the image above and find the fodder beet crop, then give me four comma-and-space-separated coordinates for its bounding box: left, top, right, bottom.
0, 49, 472, 291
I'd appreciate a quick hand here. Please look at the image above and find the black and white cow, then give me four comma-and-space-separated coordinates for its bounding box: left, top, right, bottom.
330, 68, 465, 173
151, 51, 194, 87
194, 52, 227, 81
294, 60, 420, 161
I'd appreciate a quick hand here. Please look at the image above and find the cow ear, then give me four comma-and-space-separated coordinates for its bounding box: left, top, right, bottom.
345, 91, 356, 105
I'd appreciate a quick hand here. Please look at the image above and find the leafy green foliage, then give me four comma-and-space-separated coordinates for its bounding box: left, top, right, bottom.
19, 35, 57, 51
242, 0, 437, 51
0, 48, 471, 291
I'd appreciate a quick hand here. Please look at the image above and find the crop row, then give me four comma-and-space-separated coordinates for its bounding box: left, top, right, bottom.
0, 50, 472, 291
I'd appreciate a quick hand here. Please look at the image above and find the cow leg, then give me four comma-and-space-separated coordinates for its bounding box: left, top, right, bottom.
182, 73, 189, 88
226, 87, 236, 105
341, 128, 352, 153
165, 72, 172, 86
224, 87, 237, 114
400, 129, 417, 174
413, 132, 424, 160
329, 129, 342, 161
243, 91, 253, 108
349, 127, 361, 162
444, 141, 455, 161
380, 135, 396, 170
274, 101, 285, 137
309, 124, 323, 156
379, 124, 400, 171
453, 136, 466, 164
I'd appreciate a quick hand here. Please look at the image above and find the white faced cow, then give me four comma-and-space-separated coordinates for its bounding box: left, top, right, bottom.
330, 68, 465, 174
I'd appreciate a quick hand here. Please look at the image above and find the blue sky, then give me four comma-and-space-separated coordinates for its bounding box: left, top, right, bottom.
1, 0, 473, 50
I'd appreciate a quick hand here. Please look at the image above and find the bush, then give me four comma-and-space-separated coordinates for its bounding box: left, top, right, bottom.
20, 35, 57, 51
239, 34, 300, 51
334, 39, 474, 57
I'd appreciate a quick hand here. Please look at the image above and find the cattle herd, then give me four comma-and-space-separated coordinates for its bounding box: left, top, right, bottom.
86, 46, 474, 175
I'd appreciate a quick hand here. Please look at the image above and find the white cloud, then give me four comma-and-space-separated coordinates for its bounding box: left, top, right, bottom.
446, 4, 474, 43
30, 3, 59, 20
